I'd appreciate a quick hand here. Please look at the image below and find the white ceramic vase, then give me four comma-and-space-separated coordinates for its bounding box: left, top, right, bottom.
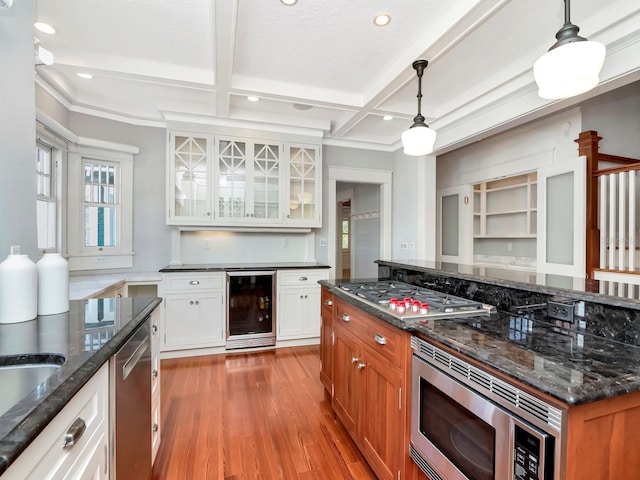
37, 253, 70, 315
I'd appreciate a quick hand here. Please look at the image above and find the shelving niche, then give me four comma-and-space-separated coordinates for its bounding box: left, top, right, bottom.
473, 172, 537, 239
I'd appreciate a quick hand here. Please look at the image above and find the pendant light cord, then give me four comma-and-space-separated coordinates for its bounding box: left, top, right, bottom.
411, 60, 428, 127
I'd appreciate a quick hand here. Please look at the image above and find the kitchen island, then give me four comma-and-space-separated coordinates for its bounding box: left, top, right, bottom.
0, 296, 162, 476
320, 260, 640, 480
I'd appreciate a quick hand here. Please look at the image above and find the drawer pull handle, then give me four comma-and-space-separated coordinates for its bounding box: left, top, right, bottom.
342, 313, 350, 322
351, 357, 359, 363
153, 369, 159, 379
189, 280, 200, 285
375, 334, 387, 345
299, 276, 308, 281
64, 418, 86, 449
357, 363, 366, 370
325, 299, 333, 306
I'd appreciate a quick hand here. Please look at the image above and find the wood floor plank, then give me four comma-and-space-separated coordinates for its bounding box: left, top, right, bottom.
151, 346, 377, 480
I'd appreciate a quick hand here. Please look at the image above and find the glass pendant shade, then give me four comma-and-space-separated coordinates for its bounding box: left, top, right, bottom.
534, 40, 606, 99
402, 124, 437, 156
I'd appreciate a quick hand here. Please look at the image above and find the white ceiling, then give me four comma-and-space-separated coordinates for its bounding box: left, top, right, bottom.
34, 0, 640, 153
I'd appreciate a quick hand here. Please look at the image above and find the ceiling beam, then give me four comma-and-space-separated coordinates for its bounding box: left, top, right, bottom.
213, 0, 238, 118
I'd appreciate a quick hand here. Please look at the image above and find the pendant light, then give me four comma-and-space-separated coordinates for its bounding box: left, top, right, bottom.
401, 59, 437, 156
533, 0, 605, 100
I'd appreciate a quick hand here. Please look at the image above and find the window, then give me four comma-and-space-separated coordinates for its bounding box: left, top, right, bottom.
36, 141, 57, 251
83, 160, 118, 248
342, 219, 349, 250
67, 142, 136, 271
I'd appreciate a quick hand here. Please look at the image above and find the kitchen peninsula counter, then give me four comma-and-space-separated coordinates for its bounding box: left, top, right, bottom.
0, 296, 162, 475
321, 275, 640, 407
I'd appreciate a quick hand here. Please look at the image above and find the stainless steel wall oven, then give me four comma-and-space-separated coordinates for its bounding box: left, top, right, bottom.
226, 271, 276, 349
410, 336, 567, 480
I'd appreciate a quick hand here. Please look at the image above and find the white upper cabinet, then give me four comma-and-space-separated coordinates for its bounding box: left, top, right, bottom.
285, 143, 322, 228
215, 137, 283, 224
167, 131, 321, 228
167, 131, 213, 225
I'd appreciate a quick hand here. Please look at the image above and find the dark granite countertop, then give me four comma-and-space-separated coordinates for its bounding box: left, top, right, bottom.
0, 296, 162, 475
160, 262, 330, 272
320, 279, 640, 406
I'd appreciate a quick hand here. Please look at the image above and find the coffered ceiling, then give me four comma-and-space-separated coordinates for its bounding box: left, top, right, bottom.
34, 0, 640, 153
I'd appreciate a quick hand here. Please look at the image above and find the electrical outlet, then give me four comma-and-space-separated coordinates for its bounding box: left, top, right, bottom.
400, 242, 408, 250
547, 300, 574, 323
319, 239, 328, 246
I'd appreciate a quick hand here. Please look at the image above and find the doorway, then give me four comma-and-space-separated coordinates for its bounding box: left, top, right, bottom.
328, 166, 392, 280
337, 198, 351, 279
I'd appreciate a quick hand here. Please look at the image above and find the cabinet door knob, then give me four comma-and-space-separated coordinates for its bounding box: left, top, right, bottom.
152, 324, 158, 333
351, 357, 359, 363
374, 334, 387, 345
189, 280, 200, 285
325, 299, 333, 306
357, 363, 366, 370
63, 418, 86, 449
342, 313, 350, 322
190, 300, 194, 305
153, 423, 159, 433
207, 212, 211, 216
152, 369, 159, 379
195, 300, 199, 305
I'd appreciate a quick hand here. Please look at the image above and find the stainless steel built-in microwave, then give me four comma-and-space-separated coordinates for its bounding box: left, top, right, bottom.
410, 337, 565, 480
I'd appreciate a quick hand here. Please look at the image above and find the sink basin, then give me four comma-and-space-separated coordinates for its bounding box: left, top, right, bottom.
0, 354, 65, 418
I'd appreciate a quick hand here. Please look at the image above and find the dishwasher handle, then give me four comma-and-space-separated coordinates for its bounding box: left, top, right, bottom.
122, 337, 150, 381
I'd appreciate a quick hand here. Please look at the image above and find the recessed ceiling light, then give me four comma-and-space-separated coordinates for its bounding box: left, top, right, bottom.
280, 0, 298, 5
383, 115, 393, 121
374, 14, 391, 27
247, 96, 260, 102
34, 22, 56, 34
76, 72, 93, 79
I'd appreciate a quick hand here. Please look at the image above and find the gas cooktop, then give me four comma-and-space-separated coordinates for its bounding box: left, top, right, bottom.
338, 281, 494, 321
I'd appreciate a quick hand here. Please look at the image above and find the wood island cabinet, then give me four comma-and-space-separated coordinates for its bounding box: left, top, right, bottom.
323, 288, 413, 480
319, 287, 334, 394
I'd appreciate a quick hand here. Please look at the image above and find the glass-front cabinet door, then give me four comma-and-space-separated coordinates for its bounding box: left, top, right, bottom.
167, 131, 213, 225
252, 142, 281, 222
216, 138, 248, 221
286, 144, 321, 227
215, 137, 283, 224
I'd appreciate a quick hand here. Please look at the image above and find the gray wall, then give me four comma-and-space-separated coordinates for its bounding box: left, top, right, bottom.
68, 113, 171, 273
0, 1, 37, 260
581, 80, 640, 159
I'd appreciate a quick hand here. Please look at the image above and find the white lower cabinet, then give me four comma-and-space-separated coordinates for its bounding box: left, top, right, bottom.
160, 273, 225, 351
277, 269, 329, 340
1, 364, 109, 480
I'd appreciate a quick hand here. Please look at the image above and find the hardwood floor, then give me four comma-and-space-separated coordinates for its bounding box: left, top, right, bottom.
151, 346, 377, 480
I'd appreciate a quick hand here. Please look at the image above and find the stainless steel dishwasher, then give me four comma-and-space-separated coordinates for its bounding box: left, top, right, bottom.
112, 318, 152, 480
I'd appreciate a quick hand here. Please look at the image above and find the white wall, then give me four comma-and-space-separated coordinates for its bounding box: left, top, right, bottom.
0, 1, 37, 259
392, 150, 436, 261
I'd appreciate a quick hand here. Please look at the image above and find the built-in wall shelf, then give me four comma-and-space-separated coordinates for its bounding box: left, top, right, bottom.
473, 172, 537, 239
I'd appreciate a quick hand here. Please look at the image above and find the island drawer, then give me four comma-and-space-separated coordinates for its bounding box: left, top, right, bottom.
335, 298, 404, 367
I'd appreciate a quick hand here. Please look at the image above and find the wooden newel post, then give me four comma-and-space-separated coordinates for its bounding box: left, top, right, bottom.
576, 130, 602, 280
